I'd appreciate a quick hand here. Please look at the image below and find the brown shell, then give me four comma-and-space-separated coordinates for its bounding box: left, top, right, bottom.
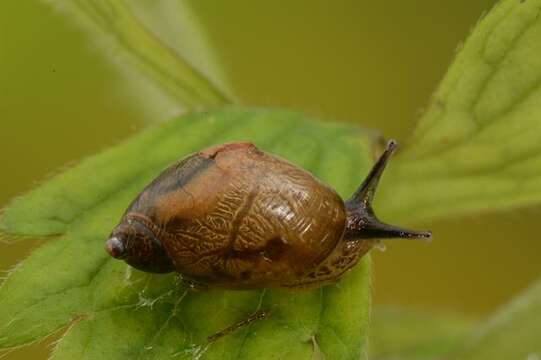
126, 142, 346, 288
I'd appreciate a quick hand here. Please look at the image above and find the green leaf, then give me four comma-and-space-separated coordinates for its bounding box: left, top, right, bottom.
129, 1, 238, 102
369, 306, 475, 360
44, 0, 230, 110
0, 108, 377, 359
379, 0, 541, 223
456, 278, 541, 360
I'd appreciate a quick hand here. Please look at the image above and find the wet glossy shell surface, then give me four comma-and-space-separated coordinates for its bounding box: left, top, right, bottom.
127, 142, 346, 288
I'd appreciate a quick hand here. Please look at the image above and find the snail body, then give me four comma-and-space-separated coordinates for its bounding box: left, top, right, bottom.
106, 141, 430, 289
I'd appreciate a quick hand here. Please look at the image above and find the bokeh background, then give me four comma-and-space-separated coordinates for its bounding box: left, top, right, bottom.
2, 0, 540, 358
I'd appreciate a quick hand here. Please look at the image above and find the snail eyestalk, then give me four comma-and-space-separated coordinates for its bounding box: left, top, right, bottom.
344, 140, 432, 241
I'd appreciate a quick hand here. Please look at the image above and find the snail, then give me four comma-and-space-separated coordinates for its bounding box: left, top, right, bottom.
105, 140, 430, 290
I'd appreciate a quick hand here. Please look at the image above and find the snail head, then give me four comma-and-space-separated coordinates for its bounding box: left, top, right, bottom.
344, 140, 432, 241
105, 214, 174, 273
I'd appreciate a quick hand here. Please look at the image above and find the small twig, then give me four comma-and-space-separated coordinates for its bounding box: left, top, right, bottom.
206, 309, 269, 343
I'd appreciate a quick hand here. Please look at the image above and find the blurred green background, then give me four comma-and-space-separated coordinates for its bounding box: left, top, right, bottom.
1, 0, 540, 358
